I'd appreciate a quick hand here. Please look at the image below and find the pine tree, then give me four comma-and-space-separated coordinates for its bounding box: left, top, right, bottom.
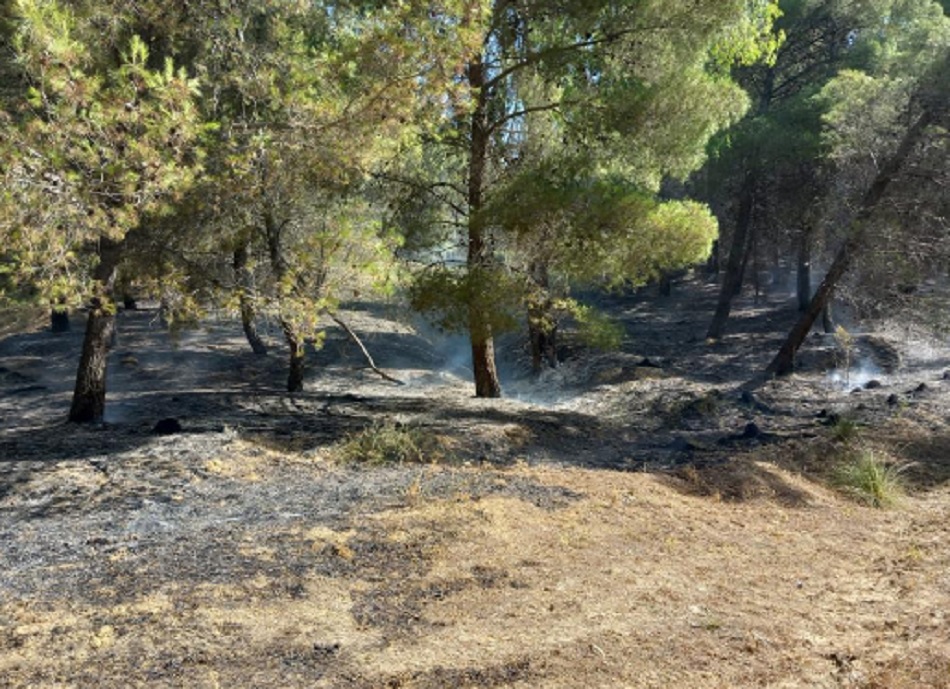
0, 1, 205, 422
401, 0, 781, 396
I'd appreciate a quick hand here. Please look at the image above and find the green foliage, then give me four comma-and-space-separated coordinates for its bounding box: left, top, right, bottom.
409, 265, 525, 340
487, 165, 719, 290
1, 0, 205, 303
830, 416, 861, 443
336, 420, 447, 466
568, 302, 625, 351
834, 448, 907, 508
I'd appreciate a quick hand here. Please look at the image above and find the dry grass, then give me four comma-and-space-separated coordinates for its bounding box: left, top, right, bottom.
3, 453, 950, 688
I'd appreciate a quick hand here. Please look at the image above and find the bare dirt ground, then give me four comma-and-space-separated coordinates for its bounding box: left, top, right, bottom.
2, 278, 950, 688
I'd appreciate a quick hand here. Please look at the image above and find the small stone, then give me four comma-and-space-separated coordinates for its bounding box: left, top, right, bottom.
886, 394, 900, 407
864, 379, 882, 389
742, 422, 761, 439
152, 418, 182, 435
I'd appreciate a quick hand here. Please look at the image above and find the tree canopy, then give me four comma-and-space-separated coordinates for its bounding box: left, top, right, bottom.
0, 0, 946, 419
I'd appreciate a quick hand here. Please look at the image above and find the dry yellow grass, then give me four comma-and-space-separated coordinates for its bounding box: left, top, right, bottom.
3, 456, 949, 688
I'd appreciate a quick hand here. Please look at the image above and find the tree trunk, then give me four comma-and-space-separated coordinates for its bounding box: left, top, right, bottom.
529, 320, 558, 375
69, 238, 122, 423
796, 226, 812, 312
68, 300, 116, 423
704, 240, 720, 278
707, 172, 755, 340
658, 272, 673, 297
528, 262, 558, 375
766, 108, 932, 376
765, 237, 856, 376
50, 303, 70, 333
466, 55, 501, 398
233, 242, 268, 356
282, 320, 305, 393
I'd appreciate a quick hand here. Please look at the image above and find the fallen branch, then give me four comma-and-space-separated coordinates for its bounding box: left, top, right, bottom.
325, 310, 406, 386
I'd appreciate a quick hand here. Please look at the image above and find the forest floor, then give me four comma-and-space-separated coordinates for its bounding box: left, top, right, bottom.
1, 277, 950, 688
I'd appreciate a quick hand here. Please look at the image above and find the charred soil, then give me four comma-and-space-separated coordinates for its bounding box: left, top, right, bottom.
2, 279, 950, 688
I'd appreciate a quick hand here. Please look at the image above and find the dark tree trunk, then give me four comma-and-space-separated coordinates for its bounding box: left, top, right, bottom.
796, 226, 812, 312
68, 300, 116, 423
466, 55, 501, 398
765, 238, 856, 376
233, 242, 268, 356
69, 238, 122, 423
707, 172, 756, 340
704, 240, 720, 277
766, 108, 932, 377
284, 326, 305, 393
658, 272, 673, 297
528, 262, 558, 375
50, 306, 70, 333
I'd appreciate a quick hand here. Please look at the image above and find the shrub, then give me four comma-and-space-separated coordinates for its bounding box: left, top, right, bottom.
830, 416, 861, 443
336, 420, 445, 465
834, 448, 907, 508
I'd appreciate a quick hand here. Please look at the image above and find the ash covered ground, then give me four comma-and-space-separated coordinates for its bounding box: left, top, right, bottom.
2, 279, 950, 688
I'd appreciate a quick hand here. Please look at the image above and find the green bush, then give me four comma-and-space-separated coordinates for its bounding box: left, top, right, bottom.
834, 448, 907, 508
830, 416, 861, 443
336, 420, 445, 466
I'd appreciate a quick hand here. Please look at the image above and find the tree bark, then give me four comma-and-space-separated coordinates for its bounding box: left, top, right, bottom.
707, 172, 756, 340
282, 320, 305, 393
766, 108, 932, 376
466, 54, 501, 398
69, 238, 122, 423
233, 241, 268, 356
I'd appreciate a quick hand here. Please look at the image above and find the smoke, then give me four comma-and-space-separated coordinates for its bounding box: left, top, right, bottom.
827, 357, 883, 390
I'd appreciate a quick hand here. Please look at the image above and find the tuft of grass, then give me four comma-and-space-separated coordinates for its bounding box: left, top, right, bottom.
830, 416, 861, 444
336, 419, 446, 466
834, 448, 907, 508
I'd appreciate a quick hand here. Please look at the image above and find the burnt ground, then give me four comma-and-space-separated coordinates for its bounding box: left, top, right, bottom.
1, 278, 950, 688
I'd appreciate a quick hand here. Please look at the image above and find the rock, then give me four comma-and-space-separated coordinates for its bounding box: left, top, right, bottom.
638, 357, 661, 368
152, 418, 183, 435
742, 422, 761, 439
864, 379, 883, 389
886, 394, 900, 407
914, 382, 929, 394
